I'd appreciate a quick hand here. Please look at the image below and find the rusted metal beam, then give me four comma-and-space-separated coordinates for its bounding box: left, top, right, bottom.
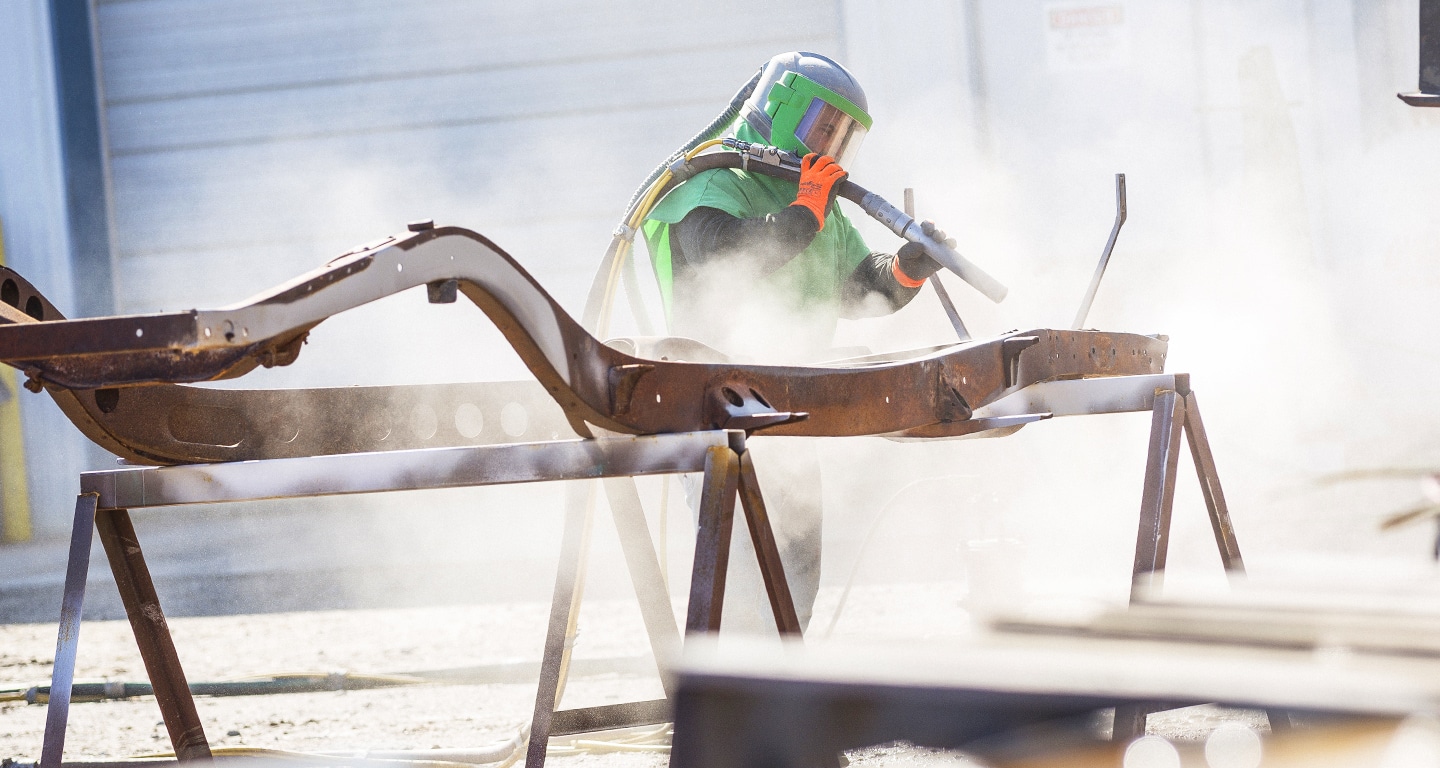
0, 228, 1166, 466
53, 379, 575, 466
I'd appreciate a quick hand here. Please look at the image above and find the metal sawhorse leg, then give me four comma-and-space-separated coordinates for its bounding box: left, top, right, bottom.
1113, 376, 1282, 739
524, 444, 801, 767
41, 496, 210, 768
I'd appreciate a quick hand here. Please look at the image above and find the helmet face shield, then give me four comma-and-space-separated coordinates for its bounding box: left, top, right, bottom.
794, 97, 868, 167
749, 67, 874, 167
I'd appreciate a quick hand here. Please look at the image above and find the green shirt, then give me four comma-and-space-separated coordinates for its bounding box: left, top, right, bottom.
643, 168, 872, 326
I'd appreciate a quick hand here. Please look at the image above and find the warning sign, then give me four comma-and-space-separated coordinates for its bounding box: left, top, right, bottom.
1044, 2, 1130, 72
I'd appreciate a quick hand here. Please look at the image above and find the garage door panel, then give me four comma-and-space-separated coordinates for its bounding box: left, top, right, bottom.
99, 0, 839, 104
97, 0, 844, 315
107, 105, 715, 260
113, 213, 616, 315
105, 38, 831, 155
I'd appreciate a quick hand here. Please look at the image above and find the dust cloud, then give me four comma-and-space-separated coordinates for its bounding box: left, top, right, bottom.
815, 1, 1440, 622
106, 2, 1440, 633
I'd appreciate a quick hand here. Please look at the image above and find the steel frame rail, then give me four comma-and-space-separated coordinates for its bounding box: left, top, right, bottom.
0, 225, 1165, 465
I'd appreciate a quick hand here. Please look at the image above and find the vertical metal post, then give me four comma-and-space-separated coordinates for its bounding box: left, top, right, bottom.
527, 482, 594, 768
39, 493, 98, 768
602, 478, 682, 686
47, 0, 117, 317
1119, 384, 1270, 740
1111, 705, 1149, 743
735, 452, 802, 636
1180, 392, 1245, 572
686, 446, 740, 634
94, 509, 210, 760
1071, 174, 1127, 330
904, 188, 970, 341
1131, 388, 1184, 601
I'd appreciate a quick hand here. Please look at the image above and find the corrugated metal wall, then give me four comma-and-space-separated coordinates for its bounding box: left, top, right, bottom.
94, 0, 843, 315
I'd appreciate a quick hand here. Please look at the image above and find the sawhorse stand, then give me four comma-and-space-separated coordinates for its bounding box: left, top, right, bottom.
38, 430, 800, 768
968, 372, 1259, 738
1117, 375, 1280, 739
37, 372, 1256, 763
970, 372, 1245, 598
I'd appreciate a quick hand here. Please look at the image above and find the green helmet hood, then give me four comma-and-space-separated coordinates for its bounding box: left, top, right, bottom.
739, 52, 872, 164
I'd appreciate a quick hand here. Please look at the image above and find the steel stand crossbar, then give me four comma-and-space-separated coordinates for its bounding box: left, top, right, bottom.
39, 430, 803, 768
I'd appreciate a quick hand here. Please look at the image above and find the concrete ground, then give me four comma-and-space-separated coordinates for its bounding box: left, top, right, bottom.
0, 584, 969, 766
0, 581, 1278, 768
0, 426, 1397, 767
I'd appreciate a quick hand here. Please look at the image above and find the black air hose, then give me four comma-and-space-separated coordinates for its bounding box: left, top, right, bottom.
646, 152, 857, 208
652, 150, 1009, 303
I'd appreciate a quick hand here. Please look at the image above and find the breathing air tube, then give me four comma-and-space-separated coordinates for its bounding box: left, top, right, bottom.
583, 134, 1010, 338
580, 66, 765, 334
663, 140, 1006, 302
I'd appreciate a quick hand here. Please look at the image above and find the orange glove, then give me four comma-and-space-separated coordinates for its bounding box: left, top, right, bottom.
790, 153, 848, 230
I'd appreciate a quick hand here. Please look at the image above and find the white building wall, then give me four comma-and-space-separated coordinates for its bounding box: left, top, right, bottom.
4, 0, 1440, 558
92, 0, 846, 317
0, 3, 101, 539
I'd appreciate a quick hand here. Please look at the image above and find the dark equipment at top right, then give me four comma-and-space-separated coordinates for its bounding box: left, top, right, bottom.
1399, 0, 1440, 106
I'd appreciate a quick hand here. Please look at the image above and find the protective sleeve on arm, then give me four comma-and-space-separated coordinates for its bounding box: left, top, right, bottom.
673, 205, 820, 275
839, 251, 925, 318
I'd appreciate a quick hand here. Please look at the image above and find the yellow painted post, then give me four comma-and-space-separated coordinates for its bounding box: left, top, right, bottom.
0, 218, 33, 542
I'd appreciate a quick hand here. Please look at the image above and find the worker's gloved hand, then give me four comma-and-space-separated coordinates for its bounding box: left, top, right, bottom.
790, 153, 848, 231
893, 220, 953, 287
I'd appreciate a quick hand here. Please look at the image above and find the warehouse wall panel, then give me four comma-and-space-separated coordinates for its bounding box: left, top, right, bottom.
98, 0, 833, 102
94, 0, 844, 320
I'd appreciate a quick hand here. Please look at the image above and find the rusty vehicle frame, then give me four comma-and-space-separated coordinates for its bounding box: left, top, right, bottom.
0, 224, 1166, 464
0, 223, 1243, 768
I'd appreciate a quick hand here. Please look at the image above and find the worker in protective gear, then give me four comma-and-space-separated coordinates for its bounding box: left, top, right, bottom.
644, 51, 952, 359
642, 51, 954, 633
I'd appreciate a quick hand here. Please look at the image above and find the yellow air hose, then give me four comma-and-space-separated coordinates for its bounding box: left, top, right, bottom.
594, 138, 726, 340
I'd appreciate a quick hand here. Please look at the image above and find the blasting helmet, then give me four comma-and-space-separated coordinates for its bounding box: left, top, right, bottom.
738, 51, 872, 168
